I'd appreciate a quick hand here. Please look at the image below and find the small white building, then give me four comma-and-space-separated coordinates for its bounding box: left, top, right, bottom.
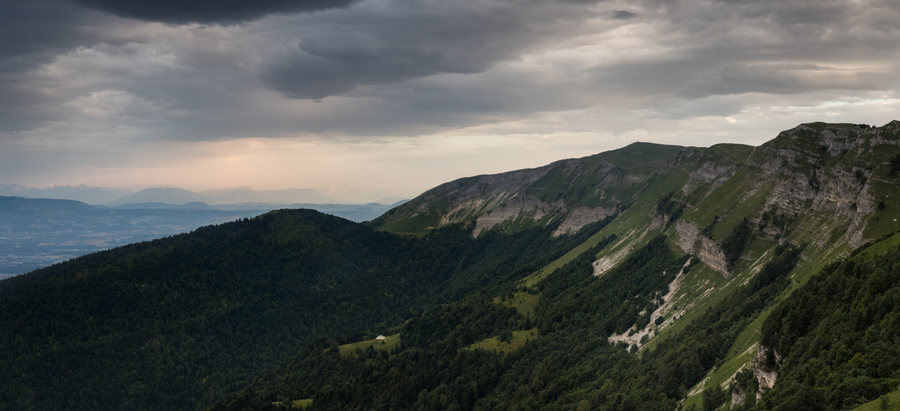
375, 335, 387, 341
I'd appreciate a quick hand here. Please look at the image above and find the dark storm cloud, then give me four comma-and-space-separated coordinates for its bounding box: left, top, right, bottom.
0, 0, 362, 132
0, 0, 94, 72
70, 0, 361, 24
0, 0, 114, 133
258, 0, 594, 99
264, 37, 455, 99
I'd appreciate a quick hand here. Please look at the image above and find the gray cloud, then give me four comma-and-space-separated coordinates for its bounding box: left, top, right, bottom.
0, 0, 94, 70
559, 0, 900, 108
0, 0, 899, 145
257, 0, 599, 99
0, 1, 113, 133
254, 0, 900, 108
610, 10, 636, 19
70, 0, 361, 24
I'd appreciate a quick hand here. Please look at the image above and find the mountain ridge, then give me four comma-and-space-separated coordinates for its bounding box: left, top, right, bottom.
371, 142, 683, 236
3, 120, 900, 410
214, 120, 900, 410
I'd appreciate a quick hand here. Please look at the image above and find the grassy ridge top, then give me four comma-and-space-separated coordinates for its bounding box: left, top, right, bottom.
371, 142, 685, 235
587, 142, 685, 175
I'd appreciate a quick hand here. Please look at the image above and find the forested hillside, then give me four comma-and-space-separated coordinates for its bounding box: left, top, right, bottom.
215, 232, 900, 411
755, 234, 900, 411
0, 209, 611, 410
209, 236, 807, 410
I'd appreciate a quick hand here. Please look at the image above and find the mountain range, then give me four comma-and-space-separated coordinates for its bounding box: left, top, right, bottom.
0, 185, 376, 206
106, 187, 337, 207
3, 120, 900, 411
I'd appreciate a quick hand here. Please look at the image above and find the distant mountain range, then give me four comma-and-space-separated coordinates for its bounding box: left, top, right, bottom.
105, 186, 339, 206
0, 184, 129, 204
0, 184, 399, 206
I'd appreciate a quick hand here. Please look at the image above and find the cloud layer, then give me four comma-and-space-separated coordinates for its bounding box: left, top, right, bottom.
72, 0, 360, 24
1, 0, 899, 197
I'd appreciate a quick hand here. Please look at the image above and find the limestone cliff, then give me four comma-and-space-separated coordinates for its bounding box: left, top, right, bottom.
675, 219, 729, 275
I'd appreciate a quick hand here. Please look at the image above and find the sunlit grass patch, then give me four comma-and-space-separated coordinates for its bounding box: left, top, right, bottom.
272, 398, 312, 409
338, 333, 401, 357
466, 328, 538, 354
494, 291, 540, 317
851, 388, 900, 411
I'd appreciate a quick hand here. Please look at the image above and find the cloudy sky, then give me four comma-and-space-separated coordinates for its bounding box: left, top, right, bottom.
1, 0, 899, 202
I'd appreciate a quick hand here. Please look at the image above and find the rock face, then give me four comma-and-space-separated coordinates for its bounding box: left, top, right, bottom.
675, 220, 729, 275
728, 345, 780, 408
663, 122, 898, 278
473, 196, 559, 237
754, 345, 778, 394
679, 152, 742, 197
731, 389, 747, 408
740, 123, 888, 250
552, 206, 615, 237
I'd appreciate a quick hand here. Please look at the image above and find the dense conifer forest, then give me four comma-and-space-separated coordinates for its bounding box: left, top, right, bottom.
0, 210, 612, 410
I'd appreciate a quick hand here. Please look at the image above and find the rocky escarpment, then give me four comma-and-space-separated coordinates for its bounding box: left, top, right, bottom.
742, 123, 888, 250
472, 195, 559, 237
373, 164, 554, 233
675, 219, 729, 275
671, 145, 749, 200
376, 122, 900, 249
552, 206, 616, 236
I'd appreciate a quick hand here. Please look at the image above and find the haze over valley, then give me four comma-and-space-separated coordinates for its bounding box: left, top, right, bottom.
0, 187, 406, 277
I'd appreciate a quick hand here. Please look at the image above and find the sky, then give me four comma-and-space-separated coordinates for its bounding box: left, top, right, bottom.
1, 0, 899, 203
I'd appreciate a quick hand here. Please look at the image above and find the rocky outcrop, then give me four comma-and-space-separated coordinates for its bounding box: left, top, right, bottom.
374, 164, 555, 233
729, 345, 779, 408
473, 196, 559, 237
742, 124, 881, 250
552, 206, 615, 237
753, 345, 778, 392
675, 220, 729, 275
682, 157, 741, 197
731, 387, 747, 407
